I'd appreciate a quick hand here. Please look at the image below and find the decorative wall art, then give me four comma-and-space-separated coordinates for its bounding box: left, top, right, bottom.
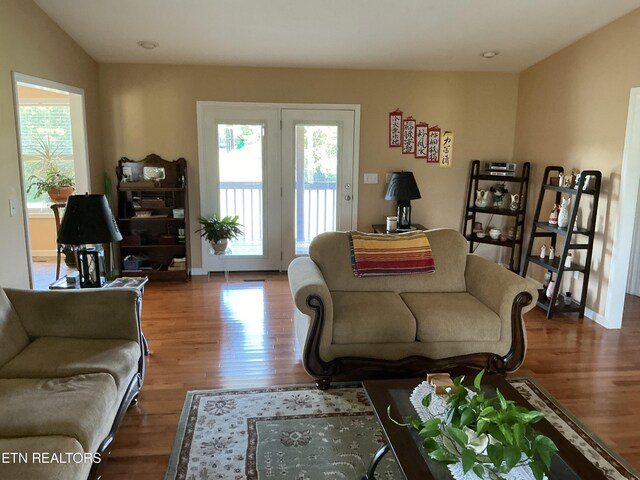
439, 131, 453, 168
415, 122, 429, 159
389, 109, 402, 147
388, 108, 453, 166
402, 116, 417, 154
427, 125, 441, 164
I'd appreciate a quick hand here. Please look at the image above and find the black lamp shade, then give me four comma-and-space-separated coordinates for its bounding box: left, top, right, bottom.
385, 171, 421, 202
57, 194, 122, 245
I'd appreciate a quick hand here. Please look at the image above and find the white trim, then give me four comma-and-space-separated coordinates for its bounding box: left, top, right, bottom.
605, 87, 640, 329
31, 249, 57, 257
190, 268, 208, 276
27, 210, 54, 219
14, 73, 85, 96
12, 72, 91, 289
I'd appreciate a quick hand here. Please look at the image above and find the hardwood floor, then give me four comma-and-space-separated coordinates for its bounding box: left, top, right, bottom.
103, 274, 640, 479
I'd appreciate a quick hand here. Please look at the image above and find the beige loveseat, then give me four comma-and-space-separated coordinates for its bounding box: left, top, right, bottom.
288, 229, 537, 388
0, 287, 144, 480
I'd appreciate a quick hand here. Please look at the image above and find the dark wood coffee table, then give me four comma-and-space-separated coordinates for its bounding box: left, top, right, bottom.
361, 377, 608, 480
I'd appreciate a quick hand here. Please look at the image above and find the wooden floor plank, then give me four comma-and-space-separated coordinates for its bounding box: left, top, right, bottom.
102, 273, 640, 478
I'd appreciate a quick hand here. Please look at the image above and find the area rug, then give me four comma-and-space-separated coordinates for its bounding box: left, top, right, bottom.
164, 379, 640, 480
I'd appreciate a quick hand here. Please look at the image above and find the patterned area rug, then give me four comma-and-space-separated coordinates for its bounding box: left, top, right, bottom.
164, 379, 640, 480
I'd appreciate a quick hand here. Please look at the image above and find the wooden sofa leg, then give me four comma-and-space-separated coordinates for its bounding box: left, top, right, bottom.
316, 378, 331, 390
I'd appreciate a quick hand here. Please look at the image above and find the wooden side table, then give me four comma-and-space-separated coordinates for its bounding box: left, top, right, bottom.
371, 223, 427, 233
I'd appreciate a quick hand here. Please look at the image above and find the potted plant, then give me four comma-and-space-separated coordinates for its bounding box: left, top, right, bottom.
197, 215, 243, 254
390, 370, 558, 480
26, 134, 75, 203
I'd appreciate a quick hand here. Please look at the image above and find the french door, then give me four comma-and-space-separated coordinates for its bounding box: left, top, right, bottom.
198, 102, 359, 272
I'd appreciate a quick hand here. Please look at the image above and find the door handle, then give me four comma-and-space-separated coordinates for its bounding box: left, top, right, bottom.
344, 195, 352, 201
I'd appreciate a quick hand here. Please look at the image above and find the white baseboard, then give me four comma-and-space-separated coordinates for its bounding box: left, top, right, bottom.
32, 249, 57, 257
190, 268, 207, 276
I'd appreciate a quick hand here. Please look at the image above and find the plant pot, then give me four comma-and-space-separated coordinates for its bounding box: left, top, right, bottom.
48, 186, 74, 203
210, 239, 229, 255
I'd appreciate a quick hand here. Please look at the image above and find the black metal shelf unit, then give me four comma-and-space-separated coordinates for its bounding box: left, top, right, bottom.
462, 160, 531, 272
521, 166, 602, 319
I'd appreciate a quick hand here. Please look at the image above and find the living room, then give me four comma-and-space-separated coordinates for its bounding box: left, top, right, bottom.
1, 0, 639, 479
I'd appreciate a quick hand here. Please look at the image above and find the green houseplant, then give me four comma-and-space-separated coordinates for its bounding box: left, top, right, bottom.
26, 134, 74, 203
390, 370, 558, 480
197, 215, 243, 254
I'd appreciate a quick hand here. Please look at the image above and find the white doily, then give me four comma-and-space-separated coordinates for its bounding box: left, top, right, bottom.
409, 382, 541, 480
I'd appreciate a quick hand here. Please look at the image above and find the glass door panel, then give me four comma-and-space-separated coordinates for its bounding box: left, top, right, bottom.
282, 108, 356, 267
218, 124, 263, 256
294, 125, 338, 255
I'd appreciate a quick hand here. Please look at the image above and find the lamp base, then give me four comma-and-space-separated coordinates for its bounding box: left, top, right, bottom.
77, 246, 106, 288
396, 203, 412, 230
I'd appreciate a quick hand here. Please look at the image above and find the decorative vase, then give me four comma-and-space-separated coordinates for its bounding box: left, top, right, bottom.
509, 193, 520, 211
475, 190, 492, 208
557, 197, 571, 228
210, 239, 229, 255
549, 204, 559, 225
546, 279, 558, 304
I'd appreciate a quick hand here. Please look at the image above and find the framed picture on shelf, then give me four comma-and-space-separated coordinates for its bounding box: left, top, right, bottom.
415, 122, 429, 158
402, 116, 416, 154
389, 109, 402, 147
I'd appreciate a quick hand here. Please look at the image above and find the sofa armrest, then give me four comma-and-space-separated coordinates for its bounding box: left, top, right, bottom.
288, 257, 335, 381
288, 257, 334, 321
5, 288, 141, 343
465, 255, 537, 320
465, 255, 537, 373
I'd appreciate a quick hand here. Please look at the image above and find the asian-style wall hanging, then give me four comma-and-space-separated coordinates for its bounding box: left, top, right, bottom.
402, 116, 416, 154
389, 109, 402, 147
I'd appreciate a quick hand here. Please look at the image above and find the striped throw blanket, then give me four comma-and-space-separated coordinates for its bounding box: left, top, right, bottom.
349, 231, 436, 277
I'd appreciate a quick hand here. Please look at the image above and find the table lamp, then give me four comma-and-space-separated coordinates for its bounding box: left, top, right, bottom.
385, 171, 422, 230
57, 194, 122, 288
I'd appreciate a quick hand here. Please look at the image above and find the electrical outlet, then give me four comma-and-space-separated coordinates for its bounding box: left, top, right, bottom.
9, 198, 16, 217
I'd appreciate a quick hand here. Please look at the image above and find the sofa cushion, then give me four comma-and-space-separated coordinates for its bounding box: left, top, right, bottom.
0, 337, 140, 390
0, 374, 118, 453
0, 436, 91, 480
309, 229, 468, 293
332, 292, 416, 344
401, 292, 501, 342
0, 288, 30, 367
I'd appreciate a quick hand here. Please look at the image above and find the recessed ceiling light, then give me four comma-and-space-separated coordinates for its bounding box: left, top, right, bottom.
137, 41, 159, 50
481, 51, 499, 59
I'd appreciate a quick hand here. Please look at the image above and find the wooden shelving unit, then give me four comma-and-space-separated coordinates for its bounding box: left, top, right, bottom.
116, 154, 189, 281
522, 166, 602, 319
462, 160, 531, 272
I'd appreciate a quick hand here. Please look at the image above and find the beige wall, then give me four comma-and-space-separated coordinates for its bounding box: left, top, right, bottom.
99, 64, 519, 269
28, 216, 57, 255
513, 8, 640, 319
0, 0, 101, 288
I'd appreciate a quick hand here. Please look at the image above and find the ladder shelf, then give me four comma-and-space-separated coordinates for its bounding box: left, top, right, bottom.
521, 166, 601, 319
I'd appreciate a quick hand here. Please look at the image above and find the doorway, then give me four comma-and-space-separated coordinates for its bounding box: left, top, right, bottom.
605, 87, 640, 328
197, 102, 360, 272
12, 73, 90, 289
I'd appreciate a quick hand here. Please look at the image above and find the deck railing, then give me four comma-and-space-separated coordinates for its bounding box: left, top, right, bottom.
220, 181, 336, 253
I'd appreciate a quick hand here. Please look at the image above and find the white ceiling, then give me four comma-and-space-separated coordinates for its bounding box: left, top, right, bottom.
35, 0, 640, 72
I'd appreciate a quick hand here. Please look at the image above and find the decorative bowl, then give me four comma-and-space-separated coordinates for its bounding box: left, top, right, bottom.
476, 232, 486, 239
489, 228, 501, 240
